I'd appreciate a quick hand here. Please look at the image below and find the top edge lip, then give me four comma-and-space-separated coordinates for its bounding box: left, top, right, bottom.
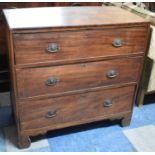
3, 6, 150, 30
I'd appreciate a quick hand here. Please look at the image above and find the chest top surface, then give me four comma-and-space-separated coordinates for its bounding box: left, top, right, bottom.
3, 6, 149, 30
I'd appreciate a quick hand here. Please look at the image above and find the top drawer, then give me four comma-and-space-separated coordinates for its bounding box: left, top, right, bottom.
13, 27, 147, 65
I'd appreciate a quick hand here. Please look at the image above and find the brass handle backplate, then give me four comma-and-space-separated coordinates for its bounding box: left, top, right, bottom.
46, 111, 57, 118
112, 38, 124, 47
45, 77, 59, 86
103, 99, 113, 107
106, 69, 118, 79
46, 43, 59, 53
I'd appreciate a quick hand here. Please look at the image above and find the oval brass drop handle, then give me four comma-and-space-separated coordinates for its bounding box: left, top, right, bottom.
106, 70, 118, 79
46, 43, 59, 53
103, 99, 113, 107
45, 77, 59, 86
112, 38, 124, 47
46, 111, 57, 118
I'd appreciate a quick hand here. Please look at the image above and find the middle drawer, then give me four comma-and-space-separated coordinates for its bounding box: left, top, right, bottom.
16, 57, 142, 98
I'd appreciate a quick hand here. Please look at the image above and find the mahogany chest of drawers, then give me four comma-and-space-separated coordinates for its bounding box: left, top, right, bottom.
3, 7, 150, 148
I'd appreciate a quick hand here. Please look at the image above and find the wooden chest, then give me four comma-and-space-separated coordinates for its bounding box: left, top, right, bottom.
3, 7, 150, 148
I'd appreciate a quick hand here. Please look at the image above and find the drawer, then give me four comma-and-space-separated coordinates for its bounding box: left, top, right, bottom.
19, 85, 135, 131
13, 27, 147, 65
16, 57, 142, 98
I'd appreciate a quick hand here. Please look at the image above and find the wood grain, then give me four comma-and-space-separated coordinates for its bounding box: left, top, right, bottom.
3, 7, 149, 30
16, 57, 142, 98
19, 85, 135, 131
13, 27, 147, 65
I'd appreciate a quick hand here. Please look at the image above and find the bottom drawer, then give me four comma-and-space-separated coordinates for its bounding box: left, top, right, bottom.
19, 85, 135, 131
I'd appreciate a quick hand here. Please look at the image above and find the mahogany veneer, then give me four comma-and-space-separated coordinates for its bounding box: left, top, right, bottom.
3, 6, 150, 148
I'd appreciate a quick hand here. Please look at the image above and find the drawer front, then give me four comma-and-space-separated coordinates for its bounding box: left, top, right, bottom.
16, 57, 142, 98
14, 27, 147, 65
19, 85, 135, 131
